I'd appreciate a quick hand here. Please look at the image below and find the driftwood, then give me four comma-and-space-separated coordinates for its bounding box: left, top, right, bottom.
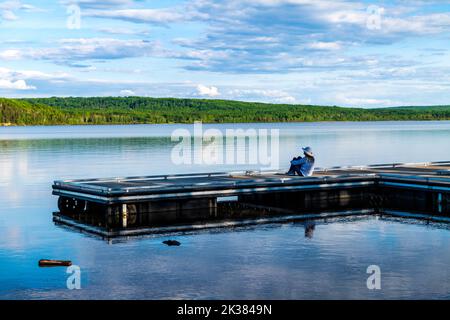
38, 259, 72, 267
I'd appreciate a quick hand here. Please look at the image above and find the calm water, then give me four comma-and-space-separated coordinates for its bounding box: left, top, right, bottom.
0, 121, 449, 299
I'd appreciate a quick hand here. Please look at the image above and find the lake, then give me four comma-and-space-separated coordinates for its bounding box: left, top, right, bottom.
0, 121, 449, 299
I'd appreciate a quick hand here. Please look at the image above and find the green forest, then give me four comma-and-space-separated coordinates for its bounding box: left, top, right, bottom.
1, 96, 450, 126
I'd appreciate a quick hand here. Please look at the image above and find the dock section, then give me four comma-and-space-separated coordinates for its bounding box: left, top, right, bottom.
52, 161, 450, 232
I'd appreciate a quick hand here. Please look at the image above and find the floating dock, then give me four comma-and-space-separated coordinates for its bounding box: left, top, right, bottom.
52, 161, 450, 236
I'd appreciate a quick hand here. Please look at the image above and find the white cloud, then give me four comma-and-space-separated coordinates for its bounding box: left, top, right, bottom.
0, 67, 70, 91
97, 27, 151, 35
0, 67, 69, 79
0, 79, 35, 90
86, 8, 186, 24
227, 89, 297, 104
322, 9, 367, 25
196, 84, 220, 97
119, 89, 135, 96
0, 49, 22, 59
307, 42, 342, 51
334, 94, 395, 107
18, 70, 70, 80
276, 95, 297, 104
0, 0, 42, 21
1, 9, 17, 20
0, 38, 163, 64
60, 0, 134, 9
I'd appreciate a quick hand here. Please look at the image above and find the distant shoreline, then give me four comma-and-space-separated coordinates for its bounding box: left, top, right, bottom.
2, 119, 450, 128
1, 97, 450, 126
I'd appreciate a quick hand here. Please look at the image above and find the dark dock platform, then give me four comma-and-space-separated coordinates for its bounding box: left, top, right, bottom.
52, 161, 450, 236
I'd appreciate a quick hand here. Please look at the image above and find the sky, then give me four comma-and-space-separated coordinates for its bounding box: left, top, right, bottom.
1, 0, 450, 107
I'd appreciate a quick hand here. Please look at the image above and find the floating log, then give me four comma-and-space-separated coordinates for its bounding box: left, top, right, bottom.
39, 259, 72, 267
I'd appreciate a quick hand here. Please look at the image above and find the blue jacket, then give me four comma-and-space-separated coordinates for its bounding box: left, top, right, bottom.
291, 157, 315, 176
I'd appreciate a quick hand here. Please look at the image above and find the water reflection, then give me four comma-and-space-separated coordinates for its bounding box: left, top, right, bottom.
305, 222, 316, 239
2, 216, 450, 300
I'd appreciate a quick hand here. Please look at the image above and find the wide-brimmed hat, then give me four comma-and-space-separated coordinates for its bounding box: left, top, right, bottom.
302, 146, 314, 157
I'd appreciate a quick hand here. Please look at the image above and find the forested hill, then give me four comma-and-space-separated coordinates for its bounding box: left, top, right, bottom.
1, 97, 450, 125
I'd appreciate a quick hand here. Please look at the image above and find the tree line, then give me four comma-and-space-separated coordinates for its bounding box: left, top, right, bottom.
1, 97, 449, 126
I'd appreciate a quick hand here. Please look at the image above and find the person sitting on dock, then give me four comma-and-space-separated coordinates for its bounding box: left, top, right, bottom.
286, 147, 315, 177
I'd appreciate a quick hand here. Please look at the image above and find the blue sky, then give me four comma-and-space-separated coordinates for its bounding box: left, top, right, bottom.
1, 0, 450, 107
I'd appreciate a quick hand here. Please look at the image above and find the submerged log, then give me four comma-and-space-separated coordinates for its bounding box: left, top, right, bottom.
38, 259, 72, 267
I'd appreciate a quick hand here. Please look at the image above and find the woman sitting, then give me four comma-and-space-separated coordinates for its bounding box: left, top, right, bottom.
286, 146, 315, 177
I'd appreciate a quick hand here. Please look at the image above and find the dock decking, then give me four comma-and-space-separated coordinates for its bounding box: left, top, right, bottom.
53, 161, 450, 202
